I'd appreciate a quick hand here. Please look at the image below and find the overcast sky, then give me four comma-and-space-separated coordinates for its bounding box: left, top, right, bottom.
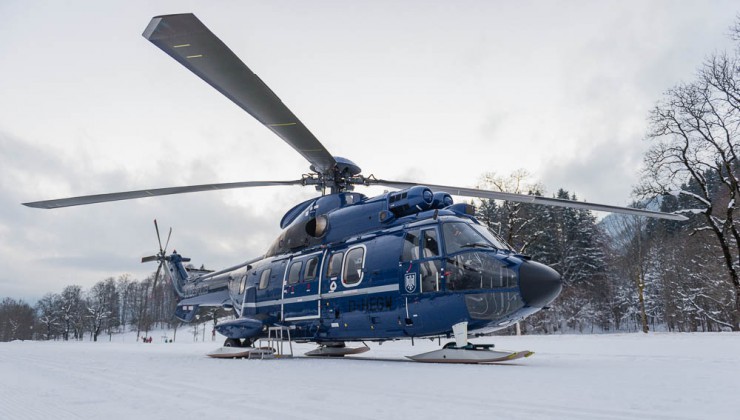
1, 1, 738, 301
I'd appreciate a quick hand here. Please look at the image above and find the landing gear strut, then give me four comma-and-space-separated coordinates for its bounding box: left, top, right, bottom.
223, 338, 242, 348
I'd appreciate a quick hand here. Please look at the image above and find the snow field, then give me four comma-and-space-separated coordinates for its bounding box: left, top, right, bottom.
1, 332, 739, 419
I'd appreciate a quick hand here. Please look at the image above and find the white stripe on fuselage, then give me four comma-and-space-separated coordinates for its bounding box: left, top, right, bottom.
243, 283, 399, 308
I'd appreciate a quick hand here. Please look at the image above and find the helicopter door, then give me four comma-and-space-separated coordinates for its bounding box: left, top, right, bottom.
400, 228, 443, 296
282, 252, 323, 321
419, 228, 442, 292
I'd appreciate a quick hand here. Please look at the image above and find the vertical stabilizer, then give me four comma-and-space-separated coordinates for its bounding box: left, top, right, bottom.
164, 251, 191, 298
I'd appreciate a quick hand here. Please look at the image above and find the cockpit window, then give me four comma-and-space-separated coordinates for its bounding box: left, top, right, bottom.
446, 252, 517, 290
470, 223, 511, 251
443, 222, 496, 254
402, 230, 420, 262
422, 229, 440, 257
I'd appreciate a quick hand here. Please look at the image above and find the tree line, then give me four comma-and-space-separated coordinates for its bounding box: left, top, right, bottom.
0, 274, 184, 342
478, 170, 738, 334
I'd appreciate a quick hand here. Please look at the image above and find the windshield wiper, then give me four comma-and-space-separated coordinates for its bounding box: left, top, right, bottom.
460, 242, 495, 249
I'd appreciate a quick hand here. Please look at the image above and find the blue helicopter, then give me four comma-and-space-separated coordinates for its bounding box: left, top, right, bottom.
24, 14, 685, 363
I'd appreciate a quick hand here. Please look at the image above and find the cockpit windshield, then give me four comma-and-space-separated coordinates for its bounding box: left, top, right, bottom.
470, 223, 511, 251
441, 222, 518, 292
441, 222, 491, 253
442, 221, 511, 253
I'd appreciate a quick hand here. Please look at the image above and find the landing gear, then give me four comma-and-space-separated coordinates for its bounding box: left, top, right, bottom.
407, 322, 534, 364
305, 342, 370, 357
223, 338, 242, 348
209, 338, 276, 359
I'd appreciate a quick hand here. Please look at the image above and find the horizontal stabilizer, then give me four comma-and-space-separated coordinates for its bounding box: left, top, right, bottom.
178, 289, 230, 307
175, 289, 231, 322
216, 316, 264, 340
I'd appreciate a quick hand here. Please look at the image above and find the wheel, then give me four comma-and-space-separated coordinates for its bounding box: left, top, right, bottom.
223, 338, 242, 347
443, 341, 458, 349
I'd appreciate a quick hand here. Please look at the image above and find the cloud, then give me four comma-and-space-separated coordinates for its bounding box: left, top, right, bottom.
0, 131, 294, 300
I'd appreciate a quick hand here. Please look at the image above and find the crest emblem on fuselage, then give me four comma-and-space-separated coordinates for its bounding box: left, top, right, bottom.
404, 273, 417, 293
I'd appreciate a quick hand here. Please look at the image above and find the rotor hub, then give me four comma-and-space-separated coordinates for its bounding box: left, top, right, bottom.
307, 156, 369, 194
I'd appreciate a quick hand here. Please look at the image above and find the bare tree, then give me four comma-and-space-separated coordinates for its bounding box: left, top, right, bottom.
35, 293, 61, 340
603, 213, 652, 333
87, 278, 118, 342
60, 285, 86, 340
638, 34, 740, 330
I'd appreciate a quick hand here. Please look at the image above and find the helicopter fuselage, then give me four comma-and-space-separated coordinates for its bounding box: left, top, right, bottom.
169, 187, 562, 343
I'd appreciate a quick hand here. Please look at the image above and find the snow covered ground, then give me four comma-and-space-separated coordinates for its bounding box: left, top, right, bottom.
1, 332, 739, 419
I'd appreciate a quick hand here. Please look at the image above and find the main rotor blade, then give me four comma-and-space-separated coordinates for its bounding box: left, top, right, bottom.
371, 179, 688, 221
143, 14, 337, 174
23, 180, 304, 209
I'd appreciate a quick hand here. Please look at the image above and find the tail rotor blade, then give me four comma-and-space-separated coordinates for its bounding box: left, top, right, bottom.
154, 219, 163, 253
141, 255, 158, 263
164, 227, 172, 254
152, 261, 164, 291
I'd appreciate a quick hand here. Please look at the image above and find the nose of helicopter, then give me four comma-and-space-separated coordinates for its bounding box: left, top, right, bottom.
518, 261, 562, 308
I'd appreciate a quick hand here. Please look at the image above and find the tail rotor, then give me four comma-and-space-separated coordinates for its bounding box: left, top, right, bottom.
142, 219, 172, 291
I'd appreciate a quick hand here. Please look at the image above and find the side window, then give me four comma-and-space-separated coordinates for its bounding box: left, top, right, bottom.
420, 230, 441, 293
401, 230, 420, 262
287, 261, 302, 285
259, 268, 271, 290
342, 247, 365, 286
304, 257, 319, 281
327, 252, 343, 278
422, 229, 439, 258
239, 275, 247, 294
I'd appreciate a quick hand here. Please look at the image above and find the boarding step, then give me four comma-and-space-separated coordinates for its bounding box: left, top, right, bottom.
259, 326, 293, 358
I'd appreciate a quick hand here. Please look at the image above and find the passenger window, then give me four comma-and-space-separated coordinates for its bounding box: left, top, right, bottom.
259, 269, 271, 290
327, 252, 343, 278
304, 257, 318, 281
287, 261, 302, 285
402, 230, 420, 262
422, 229, 439, 258
239, 275, 247, 294
343, 247, 365, 286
